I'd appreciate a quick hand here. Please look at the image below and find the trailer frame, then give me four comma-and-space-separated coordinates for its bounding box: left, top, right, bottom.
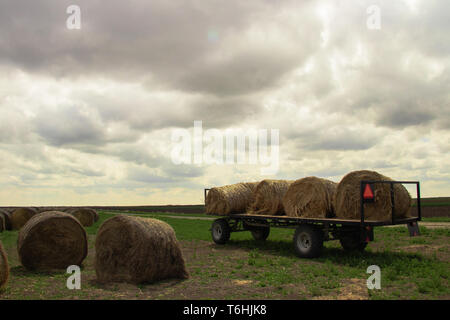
205, 180, 422, 258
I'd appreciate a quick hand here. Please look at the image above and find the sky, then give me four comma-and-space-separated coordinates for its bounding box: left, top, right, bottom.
0, 0, 448, 206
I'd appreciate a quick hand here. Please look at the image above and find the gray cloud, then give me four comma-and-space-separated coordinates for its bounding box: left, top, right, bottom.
78, 88, 263, 131
294, 127, 382, 151
376, 107, 434, 128
33, 105, 105, 146
175, 46, 314, 96
0, 107, 33, 143
127, 166, 175, 184
0, 0, 311, 96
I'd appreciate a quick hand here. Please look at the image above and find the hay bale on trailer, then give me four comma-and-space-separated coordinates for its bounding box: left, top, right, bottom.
17, 211, 88, 271
205, 182, 259, 215
334, 170, 412, 221
283, 177, 337, 218
66, 208, 95, 227
248, 179, 294, 215
10, 207, 38, 230
0, 209, 12, 231
95, 215, 189, 284
0, 241, 9, 289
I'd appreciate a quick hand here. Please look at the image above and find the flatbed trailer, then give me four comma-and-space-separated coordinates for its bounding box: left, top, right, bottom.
206, 180, 422, 258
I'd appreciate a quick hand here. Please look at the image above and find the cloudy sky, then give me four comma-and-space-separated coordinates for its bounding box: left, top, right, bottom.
0, 0, 448, 206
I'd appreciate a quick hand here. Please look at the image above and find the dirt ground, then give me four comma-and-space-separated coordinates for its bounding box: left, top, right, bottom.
0, 238, 374, 300
88, 239, 314, 300
87, 240, 373, 300
1, 225, 448, 300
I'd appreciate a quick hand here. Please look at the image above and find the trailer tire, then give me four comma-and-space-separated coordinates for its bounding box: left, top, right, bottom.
250, 227, 270, 241
340, 233, 368, 252
211, 219, 231, 245
293, 224, 323, 258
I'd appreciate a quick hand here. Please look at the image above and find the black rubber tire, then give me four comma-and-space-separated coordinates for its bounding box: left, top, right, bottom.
250, 227, 270, 241
293, 224, 324, 258
211, 219, 231, 245
340, 233, 368, 252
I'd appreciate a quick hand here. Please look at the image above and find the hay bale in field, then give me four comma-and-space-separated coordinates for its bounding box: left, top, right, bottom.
0, 210, 12, 231
334, 170, 412, 221
95, 215, 188, 284
10, 207, 38, 230
205, 182, 259, 215
248, 179, 294, 215
0, 241, 9, 289
36, 207, 48, 213
67, 208, 95, 227
0, 214, 4, 232
90, 209, 99, 222
283, 177, 337, 218
36, 207, 63, 213
17, 211, 88, 271
0, 209, 8, 232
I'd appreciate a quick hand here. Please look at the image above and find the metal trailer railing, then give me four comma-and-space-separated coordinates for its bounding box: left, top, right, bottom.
204, 180, 421, 258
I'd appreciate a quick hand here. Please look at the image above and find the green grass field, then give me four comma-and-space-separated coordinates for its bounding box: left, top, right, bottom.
0, 211, 449, 300
412, 197, 450, 206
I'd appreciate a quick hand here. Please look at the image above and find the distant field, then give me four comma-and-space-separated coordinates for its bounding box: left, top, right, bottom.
412, 197, 450, 207
0, 205, 206, 215
1, 197, 450, 218
95, 199, 450, 218
91, 205, 205, 214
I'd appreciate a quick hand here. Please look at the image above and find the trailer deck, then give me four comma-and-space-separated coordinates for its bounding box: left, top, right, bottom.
227, 213, 420, 227
206, 180, 422, 258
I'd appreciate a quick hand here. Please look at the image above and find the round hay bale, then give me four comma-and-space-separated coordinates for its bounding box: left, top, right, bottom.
334, 170, 412, 221
0, 209, 12, 231
205, 182, 259, 215
10, 207, 38, 230
0, 209, 8, 232
0, 214, 5, 232
89, 208, 99, 223
4, 208, 16, 214
95, 215, 189, 284
67, 208, 95, 227
36, 207, 61, 213
17, 211, 88, 271
81, 208, 98, 223
0, 241, 9, 289
248, 180, 294, 215
283, 177, 337, 218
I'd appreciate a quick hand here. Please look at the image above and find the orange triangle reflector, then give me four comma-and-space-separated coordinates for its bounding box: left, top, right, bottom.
363, 184, 374, 200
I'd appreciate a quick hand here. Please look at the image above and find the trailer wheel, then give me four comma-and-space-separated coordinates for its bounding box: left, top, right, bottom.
211, 219, 231, 245
250, 227, 270, 241
293, 224, 323, 258
340, 233, 368, 252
